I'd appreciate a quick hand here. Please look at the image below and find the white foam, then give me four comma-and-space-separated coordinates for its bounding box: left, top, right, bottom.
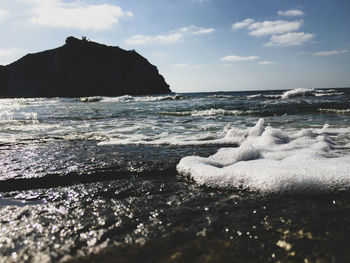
101, 94, 184, 103
281, 88, 344, 99
79, 96, 103, 102
316, 89, 344, 96
318, 108, 350, 114
161, 108, 256, 117
247, 94, 281, 99
318, 89, 336, 93
246, 89, 344, 101
281, 88, 315, 99
98, 131, 239, 146
177, 118, 350, 193
98, 119, 263, 146
314, 92, 344, 97
207, 94, 233, 99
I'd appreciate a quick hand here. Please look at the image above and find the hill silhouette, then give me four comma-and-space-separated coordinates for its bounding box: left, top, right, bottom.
0, 36, 171, 98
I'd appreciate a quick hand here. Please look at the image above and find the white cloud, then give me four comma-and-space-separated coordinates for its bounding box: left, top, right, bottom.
26, 0, 131, 30
258, 61, 277, 65
0, 9, 10, 22
125, 25, 214, 45
312, 49, 348, 56
193, 27, 215, 35
278, 9, 304, 17
265, 32, 315, 46
232, 16, 315, 47
232, 18, 254, 30
179, 25, 215, 35
221, 55, 259, 62
248, 20, 303, 36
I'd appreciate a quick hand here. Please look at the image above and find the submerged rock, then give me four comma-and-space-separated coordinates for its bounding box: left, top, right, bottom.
0, 36, 171, 98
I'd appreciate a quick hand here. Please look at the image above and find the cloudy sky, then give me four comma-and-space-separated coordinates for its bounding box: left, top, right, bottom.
0, 0, 349, 92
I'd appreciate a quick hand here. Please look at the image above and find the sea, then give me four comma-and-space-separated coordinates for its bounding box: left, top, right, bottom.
1, 87, 350, 262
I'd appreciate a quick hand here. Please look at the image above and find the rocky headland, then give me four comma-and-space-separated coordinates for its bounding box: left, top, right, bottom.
0, 37, 171, 98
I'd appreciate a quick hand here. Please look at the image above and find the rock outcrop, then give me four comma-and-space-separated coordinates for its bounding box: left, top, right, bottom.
0, 37, 171, 98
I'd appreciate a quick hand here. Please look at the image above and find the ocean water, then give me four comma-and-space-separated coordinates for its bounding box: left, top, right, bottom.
1, 88, 350, 262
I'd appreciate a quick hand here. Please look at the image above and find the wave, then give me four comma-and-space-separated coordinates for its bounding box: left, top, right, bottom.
281, 88, 315, 99
76, 94, 185, 103
281, 88, 344, 99
314, 92, 344, 97
177, 118, 350, 193
247, 88, 345, 100
79, 96, 103, 102
100, 94, 185, 103
318, 108, 350, 114
98, 121, 260, 147
160, 108, 257, 117
316, 89, 344, 96
247, 94, 281, 99
207, 94, 233, 99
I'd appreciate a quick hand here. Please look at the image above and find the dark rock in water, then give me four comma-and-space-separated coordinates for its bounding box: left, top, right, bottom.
0, 36, 171, 98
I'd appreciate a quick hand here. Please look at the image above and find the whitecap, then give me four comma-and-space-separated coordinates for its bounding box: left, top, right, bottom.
207, 94, 233, 99
247, 94, 281, 99
318, 108, 350, 114
281, 88, 344, 100
160, 108, 256, 117
79, 96, 103, 102
101, 94, 184, 103
314, 92, 344, 97
281, 88, 315, 99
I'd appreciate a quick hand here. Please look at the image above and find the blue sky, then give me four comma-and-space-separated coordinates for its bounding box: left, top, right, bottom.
0, 0, 349, 92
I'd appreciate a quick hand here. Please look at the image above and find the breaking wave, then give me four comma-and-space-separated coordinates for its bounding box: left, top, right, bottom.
77, 94, 185, 103
247, 88, 345, 100
160, 108, 257, 117
100, 94, 185, 103
247, 94, 281, 99
318, 108, 350, 114
281, 88, 315, 99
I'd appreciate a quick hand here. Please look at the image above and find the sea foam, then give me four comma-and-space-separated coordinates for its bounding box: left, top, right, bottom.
177, 118, 350, 193
100, 94, 184, 103
246, 88, 344, 100
98, 119, 263, 146
161, 108, 256, 117
281, 88, 315, 99
318, 108, 350, 114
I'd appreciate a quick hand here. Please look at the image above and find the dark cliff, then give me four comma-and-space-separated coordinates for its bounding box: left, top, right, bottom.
0, 37, 171, 98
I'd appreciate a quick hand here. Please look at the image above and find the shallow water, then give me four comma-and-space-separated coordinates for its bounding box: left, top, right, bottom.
1, 88, 350, 262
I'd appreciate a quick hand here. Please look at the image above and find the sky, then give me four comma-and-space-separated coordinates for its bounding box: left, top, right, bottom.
0, 0, 349, 93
